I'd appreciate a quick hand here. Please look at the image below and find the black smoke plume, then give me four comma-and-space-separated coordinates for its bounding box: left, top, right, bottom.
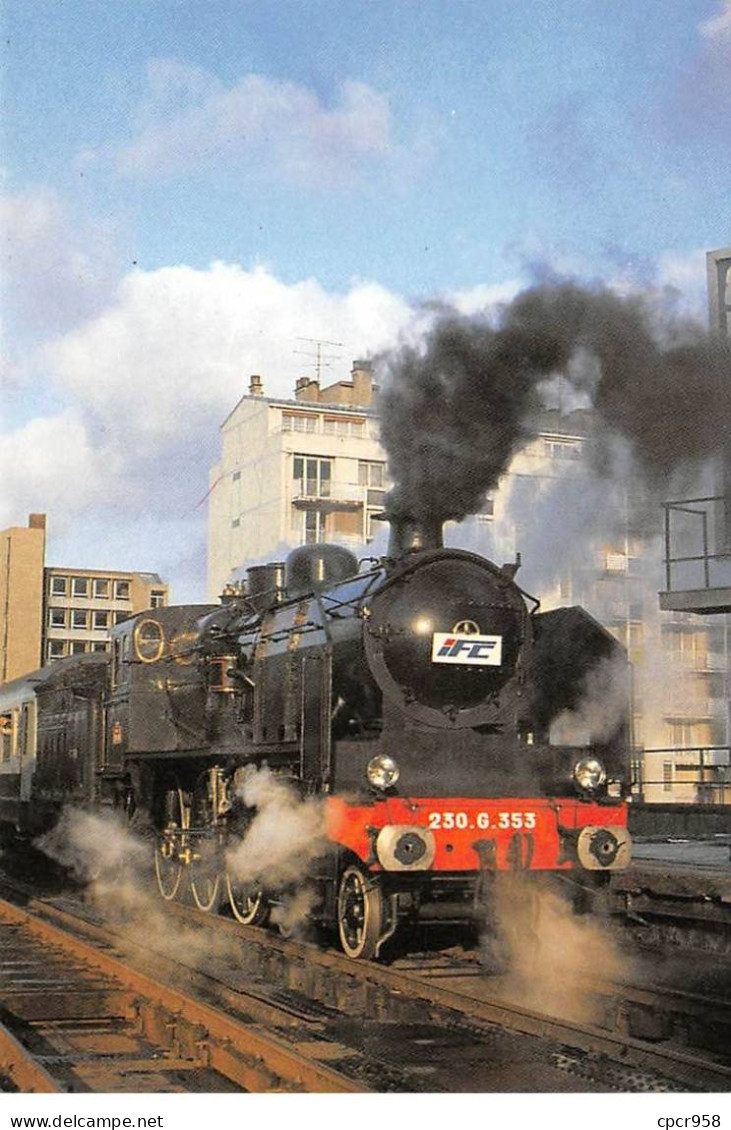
377, 283, 731, 525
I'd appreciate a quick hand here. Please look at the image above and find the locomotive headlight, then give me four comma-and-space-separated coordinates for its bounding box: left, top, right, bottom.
573, 756, 607, 792
367, 755, 400, 791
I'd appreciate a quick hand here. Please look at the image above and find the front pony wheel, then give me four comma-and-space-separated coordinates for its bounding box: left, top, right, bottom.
337, 865, 383, 960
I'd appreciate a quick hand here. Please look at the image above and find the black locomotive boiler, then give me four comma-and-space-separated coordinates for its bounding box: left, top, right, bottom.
0, 513, 632, 958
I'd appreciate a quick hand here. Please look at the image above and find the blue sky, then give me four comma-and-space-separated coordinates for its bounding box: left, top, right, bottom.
1, 1, 729, 598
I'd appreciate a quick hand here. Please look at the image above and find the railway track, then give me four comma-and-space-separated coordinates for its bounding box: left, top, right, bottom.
1, 872, 730, 1093
0, 896, 363, 1094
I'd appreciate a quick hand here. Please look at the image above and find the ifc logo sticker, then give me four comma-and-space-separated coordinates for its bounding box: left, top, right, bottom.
431, 632, 503, 666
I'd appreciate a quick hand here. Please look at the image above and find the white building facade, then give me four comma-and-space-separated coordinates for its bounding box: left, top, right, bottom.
207, 362, 389, 600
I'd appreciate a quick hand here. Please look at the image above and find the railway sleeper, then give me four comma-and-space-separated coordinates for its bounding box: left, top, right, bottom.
134, 1001, 286, 1091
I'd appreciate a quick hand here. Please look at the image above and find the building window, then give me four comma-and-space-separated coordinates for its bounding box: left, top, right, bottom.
707, 674, 725, 699
544, 439, 582, 460
293, 456, 332, 498
323, 417, 349, 436
282, 413, 318, 433
115, 580, 131, 600
72, 577, 89, 597
304, 509, 326, 544
114, 611, 130, 625
49, 608, 66, 629
232, 518, 240, 528
662, 762, 673, 792
70, 640, 87, 655
358, 461, 385, 488
150, 590, 166, 608
668, 722, 695, 748
232, 470, 241, 481
366, 511, 386, 541
91, 641, 109, 652
50, 575, 68, 597
324, 417, 366, 437
72, 610, 89, 630
93, 578, 109, 599
93, 610, 109, 630
47, 640, 66, 661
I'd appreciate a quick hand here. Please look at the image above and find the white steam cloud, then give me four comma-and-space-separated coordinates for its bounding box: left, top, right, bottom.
225, 766, 328, 888
35, 807, 148, 882
550, 656, 630, 747
483, 877, 631, 1026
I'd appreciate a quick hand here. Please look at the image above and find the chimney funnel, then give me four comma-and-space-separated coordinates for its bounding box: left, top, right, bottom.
383, 507, 444, 557
249, 375, 263, 396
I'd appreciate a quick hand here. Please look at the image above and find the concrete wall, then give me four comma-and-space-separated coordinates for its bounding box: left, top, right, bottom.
629, 801, 731, 839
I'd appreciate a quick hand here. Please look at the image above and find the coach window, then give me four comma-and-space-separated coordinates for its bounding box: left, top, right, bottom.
73, 577, 90, 598
0, 713, 12, 761
20, 703, 32, 758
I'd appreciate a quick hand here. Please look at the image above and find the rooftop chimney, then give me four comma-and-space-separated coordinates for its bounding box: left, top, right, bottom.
249, 375, 263, 396
295, 377, 320, 402
29, 514, 46, 531
351, 359, 374, 406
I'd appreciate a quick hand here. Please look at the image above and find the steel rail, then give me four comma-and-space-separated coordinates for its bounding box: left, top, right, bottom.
0, 1017, 61, 1093
0, 897, 364, 1094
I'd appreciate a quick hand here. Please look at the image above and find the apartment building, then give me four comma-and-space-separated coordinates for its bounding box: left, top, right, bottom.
207, 361, 387, 599
43, 566, 168, 664
0, 514, 169, 680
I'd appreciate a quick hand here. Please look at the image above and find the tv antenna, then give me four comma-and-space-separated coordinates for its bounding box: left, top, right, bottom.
294, 337, 343, 382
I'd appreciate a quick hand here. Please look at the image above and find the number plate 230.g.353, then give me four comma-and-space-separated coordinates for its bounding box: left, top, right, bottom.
427, 811, 537, 832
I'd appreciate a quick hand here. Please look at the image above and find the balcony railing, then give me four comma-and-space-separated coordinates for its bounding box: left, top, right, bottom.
291, 481, 386, 509
633, 745, 731, 804
663, 495, 731, 592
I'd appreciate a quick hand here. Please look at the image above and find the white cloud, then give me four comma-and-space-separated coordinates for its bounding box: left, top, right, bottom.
45, 262, 412, 444
114, 62, 400, 187
0, 187, 119, 349
0, 410, 114, 530
700, 0, 731, 40
653, 247, 709, 319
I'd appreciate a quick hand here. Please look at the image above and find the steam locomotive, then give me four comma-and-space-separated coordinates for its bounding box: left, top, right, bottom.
0, 513, 631, 959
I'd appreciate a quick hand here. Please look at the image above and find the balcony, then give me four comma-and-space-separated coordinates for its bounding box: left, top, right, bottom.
660, 495, 731, 614
291, 481, 386, 511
